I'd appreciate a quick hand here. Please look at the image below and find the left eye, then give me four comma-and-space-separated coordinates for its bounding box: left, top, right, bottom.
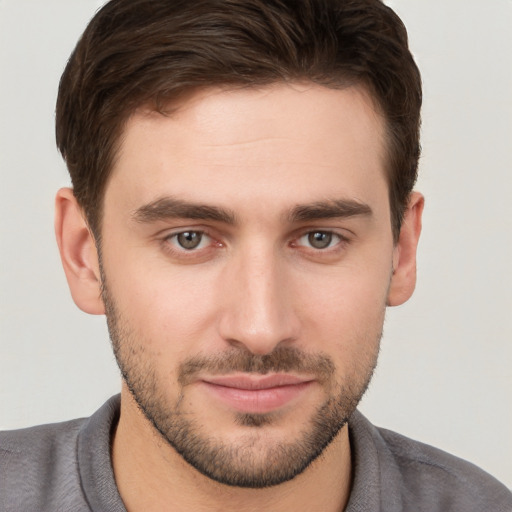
297, 231, 341, 250
168, 231, 210, 250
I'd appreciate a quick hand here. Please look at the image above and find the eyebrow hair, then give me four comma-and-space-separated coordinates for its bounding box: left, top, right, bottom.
132, 196, 372, 226
288, 199, 373, 223
132, 197, 237, 224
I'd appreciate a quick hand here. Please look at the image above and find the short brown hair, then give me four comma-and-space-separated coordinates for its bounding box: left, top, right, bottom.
56, 0, 421, 242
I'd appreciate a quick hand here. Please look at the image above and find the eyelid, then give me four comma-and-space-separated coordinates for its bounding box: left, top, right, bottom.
291, 228, 351, 251
157, 225, 351, 262
295, 228, 349, 241
167, 230, 211, 250
158, 224, 216, 241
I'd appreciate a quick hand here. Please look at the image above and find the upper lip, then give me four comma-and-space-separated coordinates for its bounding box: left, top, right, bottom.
201, 374, 314, 390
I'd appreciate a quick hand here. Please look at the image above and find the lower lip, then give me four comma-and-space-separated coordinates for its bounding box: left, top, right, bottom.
200, 381, 313, 414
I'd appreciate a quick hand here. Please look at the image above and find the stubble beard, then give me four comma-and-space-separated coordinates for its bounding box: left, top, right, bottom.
101, 279, 381, 488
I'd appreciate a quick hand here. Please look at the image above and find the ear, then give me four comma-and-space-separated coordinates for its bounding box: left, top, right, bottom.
387, 191, 424, 307
54, 188, 105, 315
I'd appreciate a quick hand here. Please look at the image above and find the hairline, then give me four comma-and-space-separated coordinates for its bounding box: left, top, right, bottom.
85, 79, 400, 246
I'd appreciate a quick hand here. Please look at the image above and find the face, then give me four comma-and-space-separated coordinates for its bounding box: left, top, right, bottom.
99, 83, 395, 487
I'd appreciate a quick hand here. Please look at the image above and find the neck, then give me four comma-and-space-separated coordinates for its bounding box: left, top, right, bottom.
112, 388, 353, 512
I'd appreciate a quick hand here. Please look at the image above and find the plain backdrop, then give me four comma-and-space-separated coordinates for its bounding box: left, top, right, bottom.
0, 0, 511, 488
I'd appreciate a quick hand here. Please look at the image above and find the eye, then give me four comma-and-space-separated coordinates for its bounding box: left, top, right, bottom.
168, 231, 210, 250
297, 231, 343, 250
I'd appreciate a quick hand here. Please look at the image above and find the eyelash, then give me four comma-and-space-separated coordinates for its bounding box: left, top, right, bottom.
161, 228, 350, 258
161, 230, 220, 261
166, 230, 213, 251
293, 231, 348, 251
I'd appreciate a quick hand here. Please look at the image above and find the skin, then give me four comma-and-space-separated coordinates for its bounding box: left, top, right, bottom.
55, 82, 423, 511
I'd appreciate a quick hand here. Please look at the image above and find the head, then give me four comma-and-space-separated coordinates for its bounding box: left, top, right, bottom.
55, 0, 423, 489
56, 0, 421, 243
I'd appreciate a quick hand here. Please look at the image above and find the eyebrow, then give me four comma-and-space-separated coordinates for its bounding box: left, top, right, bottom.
132, 197, 237, 224
288, 199, 373, 223
132, 196, 372, 225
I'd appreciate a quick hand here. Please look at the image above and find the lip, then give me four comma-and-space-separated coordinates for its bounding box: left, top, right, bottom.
199, 374, 315, 414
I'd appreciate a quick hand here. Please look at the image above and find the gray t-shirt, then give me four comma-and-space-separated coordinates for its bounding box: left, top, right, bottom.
1, 395, 511, 511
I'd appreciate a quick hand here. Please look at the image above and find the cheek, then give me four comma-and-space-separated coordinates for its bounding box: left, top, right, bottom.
294, 261, 390, 353
298, 259, 390, 316
104, 251, 222, 356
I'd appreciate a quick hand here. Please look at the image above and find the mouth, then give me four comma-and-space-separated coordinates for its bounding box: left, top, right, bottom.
199, 374, 316, 414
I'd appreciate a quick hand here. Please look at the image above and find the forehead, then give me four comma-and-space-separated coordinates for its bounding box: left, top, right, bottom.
106, 83, 388, 218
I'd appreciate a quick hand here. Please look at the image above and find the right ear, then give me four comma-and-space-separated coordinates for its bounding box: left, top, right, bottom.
54, 188, 105, 315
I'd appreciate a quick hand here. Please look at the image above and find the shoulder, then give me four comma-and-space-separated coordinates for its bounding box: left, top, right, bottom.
379, 425, 511, 510
349, 411, 512, 512
0, 416, 85, 454
0, 418, 90, 511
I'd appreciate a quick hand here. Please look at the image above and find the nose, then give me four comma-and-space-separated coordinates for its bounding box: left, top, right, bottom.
217, 245, 300, 356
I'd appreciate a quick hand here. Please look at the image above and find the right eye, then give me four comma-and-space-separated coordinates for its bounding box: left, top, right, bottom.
167, 231, 211, 251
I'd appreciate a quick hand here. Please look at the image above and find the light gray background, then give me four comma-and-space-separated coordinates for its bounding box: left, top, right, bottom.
1, 0, 511, 488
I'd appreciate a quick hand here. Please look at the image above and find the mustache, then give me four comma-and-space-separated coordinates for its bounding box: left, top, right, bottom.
178, 346, 335, 386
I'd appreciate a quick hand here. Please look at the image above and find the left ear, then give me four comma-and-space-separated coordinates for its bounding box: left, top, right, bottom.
387, 191, 424, 306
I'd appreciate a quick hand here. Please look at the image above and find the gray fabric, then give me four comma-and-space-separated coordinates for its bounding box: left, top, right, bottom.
1, 395, 511, 511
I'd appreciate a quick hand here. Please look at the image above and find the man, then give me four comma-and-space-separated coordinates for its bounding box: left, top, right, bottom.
0, 0, 510, 510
